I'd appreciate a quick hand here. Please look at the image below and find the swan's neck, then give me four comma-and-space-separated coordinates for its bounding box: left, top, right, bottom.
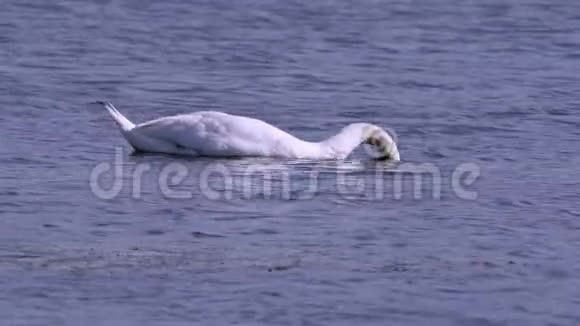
319, 123, 375, 159
275, 123, 398, 160
316, 123, 400, 160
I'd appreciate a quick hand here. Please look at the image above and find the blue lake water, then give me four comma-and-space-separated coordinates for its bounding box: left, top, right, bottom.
1, 0, 580, 325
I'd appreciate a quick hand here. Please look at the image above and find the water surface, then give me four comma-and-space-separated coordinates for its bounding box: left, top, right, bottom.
1, 0, 580, 325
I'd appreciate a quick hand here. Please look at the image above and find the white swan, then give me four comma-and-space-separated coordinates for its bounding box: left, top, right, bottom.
98, 102, 400, 161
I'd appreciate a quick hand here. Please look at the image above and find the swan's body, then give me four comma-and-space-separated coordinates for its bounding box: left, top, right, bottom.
99, 102, 400, 161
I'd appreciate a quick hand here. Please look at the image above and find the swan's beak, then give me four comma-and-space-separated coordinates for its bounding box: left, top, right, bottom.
388, 147, 401, 162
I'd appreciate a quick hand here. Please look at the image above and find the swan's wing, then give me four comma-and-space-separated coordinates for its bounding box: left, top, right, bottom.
132, 112, 294, 157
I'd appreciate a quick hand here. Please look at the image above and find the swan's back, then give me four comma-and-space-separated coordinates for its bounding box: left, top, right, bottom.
132, 111, 301, 157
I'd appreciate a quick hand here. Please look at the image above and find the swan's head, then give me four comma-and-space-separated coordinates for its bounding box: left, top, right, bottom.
364, 127, 400, 162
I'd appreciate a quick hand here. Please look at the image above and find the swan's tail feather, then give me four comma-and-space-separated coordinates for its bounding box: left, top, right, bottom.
98, 101, 135, 132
